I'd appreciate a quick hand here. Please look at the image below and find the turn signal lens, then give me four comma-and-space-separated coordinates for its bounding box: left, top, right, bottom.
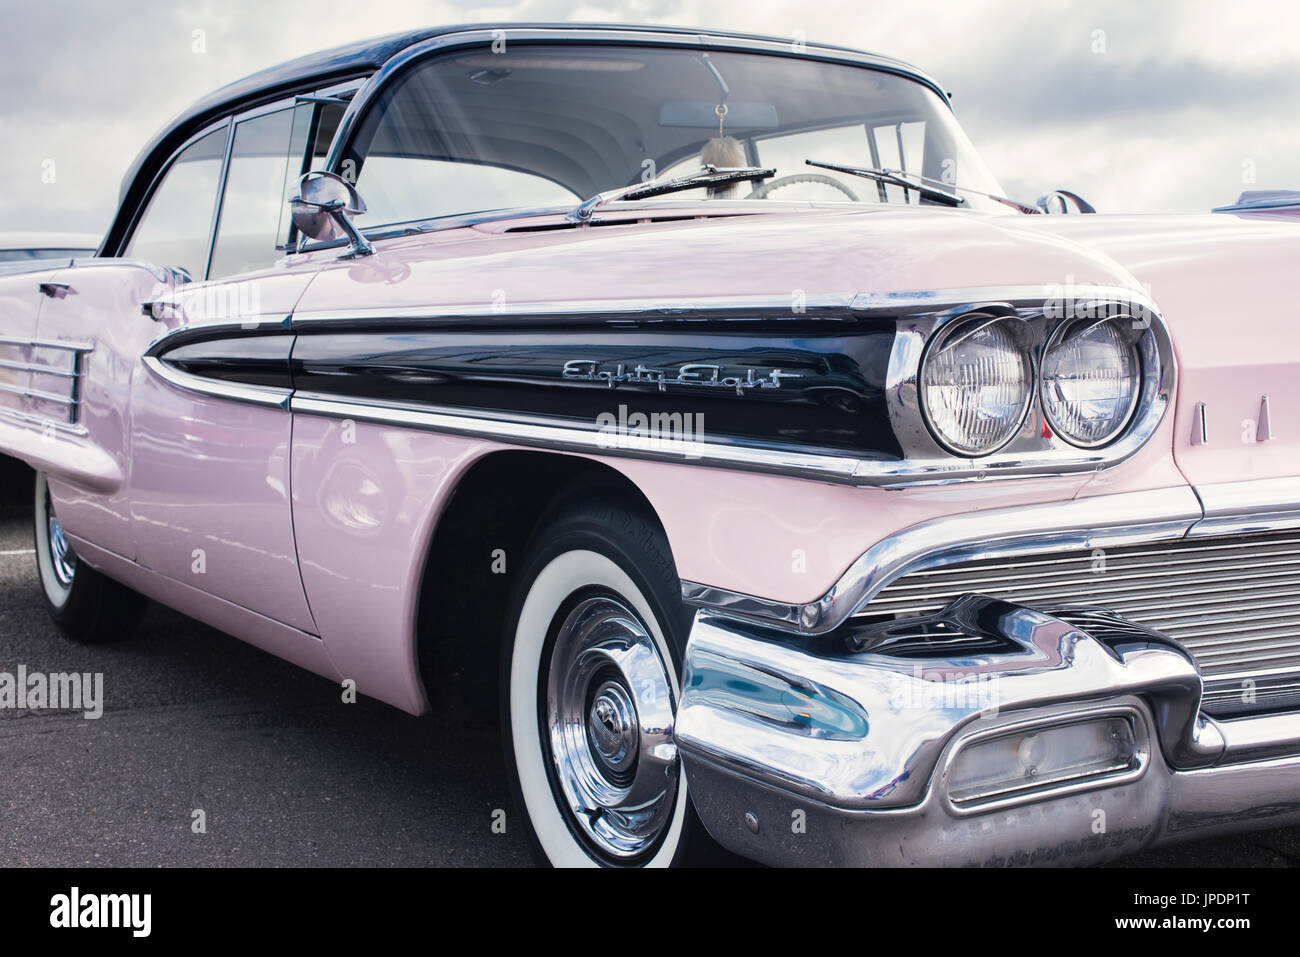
948, 715, 1138, 808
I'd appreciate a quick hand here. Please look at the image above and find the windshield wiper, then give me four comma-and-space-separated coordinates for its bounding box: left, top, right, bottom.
806, 160, 1037, 213
805, 160, 964, 207
568, 165, 776, 224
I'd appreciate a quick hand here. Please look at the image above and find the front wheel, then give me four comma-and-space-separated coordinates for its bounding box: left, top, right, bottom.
500, 489, 707, 867
34, 471, 146, 643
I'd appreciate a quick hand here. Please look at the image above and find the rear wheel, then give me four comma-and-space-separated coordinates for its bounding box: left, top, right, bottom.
500, 488, 707, 867
34, 471, 146, 643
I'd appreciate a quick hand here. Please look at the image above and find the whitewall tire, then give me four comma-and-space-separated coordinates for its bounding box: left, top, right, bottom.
33, 471, 146, 643
500, 488, 711, 867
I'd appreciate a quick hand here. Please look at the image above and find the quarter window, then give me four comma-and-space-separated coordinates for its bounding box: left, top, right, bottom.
124, 127, 227, 280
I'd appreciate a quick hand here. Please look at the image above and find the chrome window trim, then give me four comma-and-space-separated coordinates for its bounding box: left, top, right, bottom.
118, 78, 367, 274
201, 116, 238, 281
67, 257, 178, 284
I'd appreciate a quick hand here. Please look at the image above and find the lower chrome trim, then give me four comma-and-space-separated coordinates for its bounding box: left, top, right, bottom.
676, 600, 1300, 866
1191, 476, 1300, 536
682, 486, 1204, 634
683, 745, 1300, 867
292, 393, 868, 482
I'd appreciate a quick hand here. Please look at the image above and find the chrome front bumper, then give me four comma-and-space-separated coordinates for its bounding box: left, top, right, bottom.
674, 599, 1300, 866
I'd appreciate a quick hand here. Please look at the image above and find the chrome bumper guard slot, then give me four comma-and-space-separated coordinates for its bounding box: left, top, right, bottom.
675, 596, 1300, 866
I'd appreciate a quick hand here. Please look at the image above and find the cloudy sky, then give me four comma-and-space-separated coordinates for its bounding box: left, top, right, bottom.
2, 0, 1298, 237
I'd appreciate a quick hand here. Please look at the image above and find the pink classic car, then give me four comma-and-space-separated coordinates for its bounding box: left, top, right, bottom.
2, 23, 1298, 868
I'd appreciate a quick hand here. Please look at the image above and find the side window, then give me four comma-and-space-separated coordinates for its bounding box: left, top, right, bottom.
208, 100, 348, 278
208, 109, 296, 280
124, 127, 228, 280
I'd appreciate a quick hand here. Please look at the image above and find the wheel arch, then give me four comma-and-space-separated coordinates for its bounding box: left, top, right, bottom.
412, 448, 671, 723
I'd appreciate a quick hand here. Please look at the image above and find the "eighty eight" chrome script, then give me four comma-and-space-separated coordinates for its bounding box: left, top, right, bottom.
562, 359, 801, 395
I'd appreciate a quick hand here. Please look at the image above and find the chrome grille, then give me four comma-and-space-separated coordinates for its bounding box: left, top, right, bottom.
856, 529, 1300, 715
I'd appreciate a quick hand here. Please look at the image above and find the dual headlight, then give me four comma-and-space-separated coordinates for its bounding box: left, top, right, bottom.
920, 314, 1142, 456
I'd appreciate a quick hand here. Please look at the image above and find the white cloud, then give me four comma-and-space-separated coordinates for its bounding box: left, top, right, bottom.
0, 0, 1296, 234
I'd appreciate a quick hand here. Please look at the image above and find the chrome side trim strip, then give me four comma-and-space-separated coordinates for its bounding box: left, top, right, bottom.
287, 395, 1147, 487
1191, 476, 1300, 536
1217, 710, 1300, 762
142, 355, 291, 410
290, 392, 867, 481
682, 487, 1205, 634
292, 284, 1152, 326
291, 293, 860, 325
0, 405, 87, 436
0, 358, 78, 379
0, 381, 78, 406
0, 335, 95, 352
290, 284, 1171, 488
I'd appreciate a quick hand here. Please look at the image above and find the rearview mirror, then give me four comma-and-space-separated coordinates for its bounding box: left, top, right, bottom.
659, 101, 780, 129
289, 171, 374, 258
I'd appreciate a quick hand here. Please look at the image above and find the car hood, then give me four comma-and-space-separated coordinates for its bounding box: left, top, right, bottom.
291, 203, 1145, 312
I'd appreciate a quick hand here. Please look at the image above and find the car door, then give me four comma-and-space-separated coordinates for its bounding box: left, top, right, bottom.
112, 100, 340, 633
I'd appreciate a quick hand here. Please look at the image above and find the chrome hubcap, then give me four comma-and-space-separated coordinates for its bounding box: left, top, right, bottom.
545, 595, 678, 861
46, 493, 76, 587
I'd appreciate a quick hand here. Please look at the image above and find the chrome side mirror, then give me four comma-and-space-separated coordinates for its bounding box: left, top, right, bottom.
289, 170, 374, 258
1035, 190, 1096, 214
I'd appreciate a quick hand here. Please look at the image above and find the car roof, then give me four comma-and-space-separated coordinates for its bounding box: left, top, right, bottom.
102, 23, 946, 256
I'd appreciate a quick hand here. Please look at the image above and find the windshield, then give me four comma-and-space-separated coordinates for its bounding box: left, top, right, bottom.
343, 44, 1010, 226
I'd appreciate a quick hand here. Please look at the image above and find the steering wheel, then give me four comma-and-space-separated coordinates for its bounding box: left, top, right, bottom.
747, 172, 860, 201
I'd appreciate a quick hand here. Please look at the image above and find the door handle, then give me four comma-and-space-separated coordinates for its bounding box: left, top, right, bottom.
38, 282, 73, 299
